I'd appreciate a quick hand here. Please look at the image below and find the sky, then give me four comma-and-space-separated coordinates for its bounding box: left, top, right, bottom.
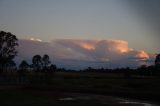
16, 39, 153, 69
0, 0, 159, 69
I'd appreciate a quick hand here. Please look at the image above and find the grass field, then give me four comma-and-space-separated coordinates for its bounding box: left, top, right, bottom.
0, 71, 160, 105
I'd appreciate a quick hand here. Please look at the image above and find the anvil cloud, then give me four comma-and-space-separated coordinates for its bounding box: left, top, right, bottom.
16, 39, 154, 69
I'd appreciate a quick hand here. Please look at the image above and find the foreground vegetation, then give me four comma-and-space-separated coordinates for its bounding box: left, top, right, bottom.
0, 71, 160, 105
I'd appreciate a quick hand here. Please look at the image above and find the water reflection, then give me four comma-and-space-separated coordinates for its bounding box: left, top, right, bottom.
59, 97, 74, 101
59, 96, 156, 106
119, 101, 153, 106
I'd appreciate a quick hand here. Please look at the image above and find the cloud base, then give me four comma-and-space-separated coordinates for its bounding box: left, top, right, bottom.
15, 38, 154, 69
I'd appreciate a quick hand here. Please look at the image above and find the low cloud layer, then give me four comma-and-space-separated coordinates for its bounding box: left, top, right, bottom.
15, 39, 154, 69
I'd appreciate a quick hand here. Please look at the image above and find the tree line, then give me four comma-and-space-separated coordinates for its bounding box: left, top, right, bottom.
19, 54, 57, 72
0, 30, 160, 75
0, 31, 56, 73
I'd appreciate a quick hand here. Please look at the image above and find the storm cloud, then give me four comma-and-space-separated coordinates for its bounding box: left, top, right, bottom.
15, 39, 155, 69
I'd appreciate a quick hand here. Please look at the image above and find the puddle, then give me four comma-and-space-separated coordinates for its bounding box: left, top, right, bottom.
119, 101, 155, 106
58, 94, 157, 106
59, 97, 74, 101
59, 96, 91, 101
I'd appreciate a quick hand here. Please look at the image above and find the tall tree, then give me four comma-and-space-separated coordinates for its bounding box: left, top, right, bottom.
32, 55, 42, 71
0, 31, 18, 71
42, 54, 50, 69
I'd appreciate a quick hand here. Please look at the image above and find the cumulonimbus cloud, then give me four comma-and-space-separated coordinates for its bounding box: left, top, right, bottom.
16, 38, 154, 69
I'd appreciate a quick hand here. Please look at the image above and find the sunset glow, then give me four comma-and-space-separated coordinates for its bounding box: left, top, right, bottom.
0, 0, 158, 69
80, 43, 95, 50
136, 50, 149, 60
17, 38, 154, 69
0, 1, 160, 104
30, 38, 42, 42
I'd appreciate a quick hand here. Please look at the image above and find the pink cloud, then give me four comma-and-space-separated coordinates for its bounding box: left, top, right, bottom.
16, 39, 154, 69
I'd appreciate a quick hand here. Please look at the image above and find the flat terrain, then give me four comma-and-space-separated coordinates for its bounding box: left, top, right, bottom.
0, 71, 160, 105
0, 88, 158, 106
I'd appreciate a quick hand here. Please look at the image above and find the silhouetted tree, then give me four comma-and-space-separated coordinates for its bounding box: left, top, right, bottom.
19, 60, 29, 71
0, 31, 18, 72
86, 67, 93, 71
32, 55, 42, 71
43, 64, 56, 84
18, 60, 29, 85
155, 54, 160, 66
7, 60, 17, 72
42, 54, 50, 69
50, 64, 57, 71
154, 54, 160, 76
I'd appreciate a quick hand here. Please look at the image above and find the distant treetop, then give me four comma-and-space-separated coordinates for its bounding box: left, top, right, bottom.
155, 54, 160, 65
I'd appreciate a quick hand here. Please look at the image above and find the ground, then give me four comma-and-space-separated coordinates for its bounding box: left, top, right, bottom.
0, 71, 160, 106
0, 88, 158, 106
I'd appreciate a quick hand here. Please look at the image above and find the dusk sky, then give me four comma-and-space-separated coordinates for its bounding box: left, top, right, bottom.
0, 0, 159, 69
